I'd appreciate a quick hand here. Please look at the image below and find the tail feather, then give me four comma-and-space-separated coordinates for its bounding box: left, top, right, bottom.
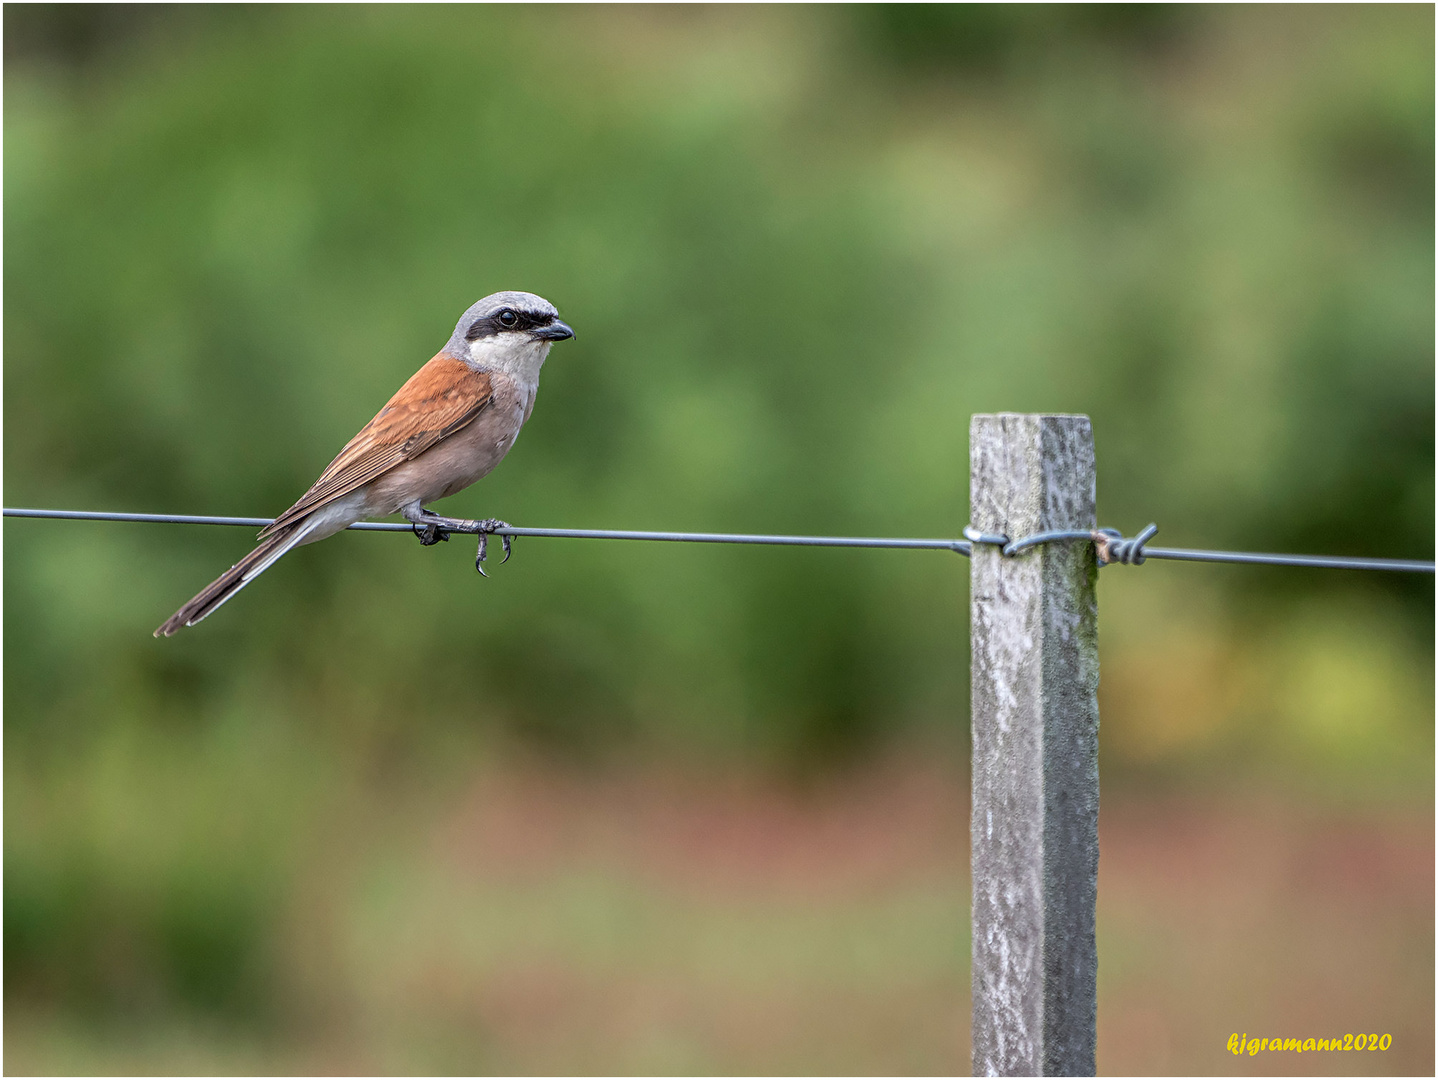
154, 520, 313, 637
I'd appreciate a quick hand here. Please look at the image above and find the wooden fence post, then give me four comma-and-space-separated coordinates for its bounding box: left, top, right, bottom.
970, 413, 1100, 1076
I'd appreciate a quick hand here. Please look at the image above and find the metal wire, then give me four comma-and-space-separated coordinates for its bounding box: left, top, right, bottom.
4, 507, 1434, 573
0, 507, 971, 553
963, 521, 1434, 572
1094, 524, 1160, 565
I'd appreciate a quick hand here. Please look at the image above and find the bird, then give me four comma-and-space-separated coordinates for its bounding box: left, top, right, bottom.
154, 290, 574, 637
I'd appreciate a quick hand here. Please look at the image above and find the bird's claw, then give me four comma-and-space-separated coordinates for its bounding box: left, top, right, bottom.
413, 521, 451, 546
475, 519, 513, 576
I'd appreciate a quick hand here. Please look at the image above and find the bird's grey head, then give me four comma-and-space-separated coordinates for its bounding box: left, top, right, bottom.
446, 290, 574, 382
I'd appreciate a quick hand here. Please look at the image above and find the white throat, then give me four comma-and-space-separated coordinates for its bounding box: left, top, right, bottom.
466, 334, 551, 390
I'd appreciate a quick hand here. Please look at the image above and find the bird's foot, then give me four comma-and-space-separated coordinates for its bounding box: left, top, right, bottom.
413, 521, 451, 546
403, 508, 511, 574
474, 519, 513, 577
407, 507, 469, 545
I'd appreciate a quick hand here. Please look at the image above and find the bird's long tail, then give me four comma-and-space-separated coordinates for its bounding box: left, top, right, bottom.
154, 518, 315, 637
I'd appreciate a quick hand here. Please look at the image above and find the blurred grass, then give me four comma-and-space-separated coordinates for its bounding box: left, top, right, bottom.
4, 4, 1433, 1073
3, 758, 1430, 1074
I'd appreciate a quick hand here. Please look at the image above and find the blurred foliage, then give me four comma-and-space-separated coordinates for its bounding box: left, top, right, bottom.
4, 3, 1432, 1066
862, 3, 1194, 73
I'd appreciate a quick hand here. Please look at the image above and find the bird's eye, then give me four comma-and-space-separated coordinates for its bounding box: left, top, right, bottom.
497, 309, 518, 328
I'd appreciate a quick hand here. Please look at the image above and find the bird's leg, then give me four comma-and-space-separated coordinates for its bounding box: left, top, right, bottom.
474, 520, 513, 577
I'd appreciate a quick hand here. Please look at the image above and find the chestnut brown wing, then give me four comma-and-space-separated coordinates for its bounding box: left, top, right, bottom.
259, 354, 493, 538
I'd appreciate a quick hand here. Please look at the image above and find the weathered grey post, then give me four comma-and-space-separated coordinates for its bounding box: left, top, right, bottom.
970, 414, 1099, 1077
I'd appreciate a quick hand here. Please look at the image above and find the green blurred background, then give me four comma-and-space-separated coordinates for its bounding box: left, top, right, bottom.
5, 4, 1432, 1074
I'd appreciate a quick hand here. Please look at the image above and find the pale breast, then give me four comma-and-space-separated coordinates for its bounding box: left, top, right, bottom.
363, 374, 531, 512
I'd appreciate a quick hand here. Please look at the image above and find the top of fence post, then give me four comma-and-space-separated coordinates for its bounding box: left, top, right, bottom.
969, 413, 1099, 1076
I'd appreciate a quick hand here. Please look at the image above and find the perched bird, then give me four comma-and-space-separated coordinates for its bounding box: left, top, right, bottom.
155, 290, 573, 637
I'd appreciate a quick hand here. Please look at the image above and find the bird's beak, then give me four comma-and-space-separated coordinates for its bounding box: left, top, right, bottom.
533, 320, 575, 342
